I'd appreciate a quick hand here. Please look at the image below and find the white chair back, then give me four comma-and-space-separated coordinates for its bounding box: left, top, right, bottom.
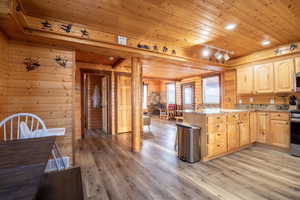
0, 113, 47, 141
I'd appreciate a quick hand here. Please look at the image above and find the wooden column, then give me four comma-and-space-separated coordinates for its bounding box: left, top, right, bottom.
131, 57, 142, 152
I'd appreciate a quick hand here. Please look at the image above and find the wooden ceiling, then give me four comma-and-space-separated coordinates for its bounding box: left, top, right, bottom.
142, 59, 210, 80
21, 0, 300, 58
76, 51, 121, 65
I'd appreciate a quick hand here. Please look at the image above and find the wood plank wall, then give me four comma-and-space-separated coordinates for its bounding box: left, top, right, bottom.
0, 31, 8, 121
75, 62, 131, 139
159, 77, 202, 107
6, 41, 75, 162
87, 74, 103, 130
143, 79, 161, 105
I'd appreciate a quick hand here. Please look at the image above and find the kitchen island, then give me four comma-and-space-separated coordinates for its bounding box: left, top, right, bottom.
183, 109, 253, 161
183, 108, 290, 161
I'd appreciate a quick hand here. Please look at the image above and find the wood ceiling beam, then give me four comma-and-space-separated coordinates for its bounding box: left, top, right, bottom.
112, 58, 126, 68
0, 0, 230, 72
229, 41, 300, 66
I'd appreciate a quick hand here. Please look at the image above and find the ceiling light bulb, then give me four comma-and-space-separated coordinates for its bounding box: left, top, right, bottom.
109, 56, 114, 60
215, 52, 223, 60
223, 53, 230, 61
225, 24, 237, 30
261, 40, 270, 46
202, 48, 211, 57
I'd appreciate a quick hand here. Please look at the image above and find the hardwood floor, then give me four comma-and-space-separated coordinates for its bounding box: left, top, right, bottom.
76, 118, 300, 200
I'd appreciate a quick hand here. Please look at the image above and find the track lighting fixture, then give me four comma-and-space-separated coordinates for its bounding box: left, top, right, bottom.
214, 51, 223, 60
223, 53, 230, 61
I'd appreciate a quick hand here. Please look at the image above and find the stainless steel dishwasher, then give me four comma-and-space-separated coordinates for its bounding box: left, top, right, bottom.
176, 123, 201, 163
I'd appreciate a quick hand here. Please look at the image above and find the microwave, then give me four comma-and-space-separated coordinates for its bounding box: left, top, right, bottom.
296, 72, 300, 92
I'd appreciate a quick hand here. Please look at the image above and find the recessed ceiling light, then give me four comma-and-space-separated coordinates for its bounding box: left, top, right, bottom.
261, 40, 270, 46
109, 56, 114, 61
225, 24, 237, 30
202, 48, 211, 57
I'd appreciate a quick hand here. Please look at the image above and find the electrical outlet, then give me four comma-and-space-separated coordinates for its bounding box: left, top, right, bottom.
270, 98, 275, 104
249, 97, 254, 103
239, 99, 243, 104
117, 36, 127, 46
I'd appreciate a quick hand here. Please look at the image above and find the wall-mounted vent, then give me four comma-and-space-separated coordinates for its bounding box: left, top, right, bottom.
45, 156, 70, 172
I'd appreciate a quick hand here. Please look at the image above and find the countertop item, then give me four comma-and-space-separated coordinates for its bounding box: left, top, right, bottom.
183, 108, 290, 115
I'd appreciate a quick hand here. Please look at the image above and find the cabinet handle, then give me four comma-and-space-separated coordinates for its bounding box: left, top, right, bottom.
217, 133, 221, 136
216, 125, 220, 128
217, 145, 220, 147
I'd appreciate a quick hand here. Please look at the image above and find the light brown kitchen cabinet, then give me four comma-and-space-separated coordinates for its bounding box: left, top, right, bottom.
254, 63, 274, 93
227, 113, 240, 151
274, 59, 294, 93
295, 57, 300, 73
269, 120, 290, 148
237, 67, 254, 94
256, 112, 269, 143
239, 112, 250, 146
207, 115, 227, 157
250, 112, 257, 143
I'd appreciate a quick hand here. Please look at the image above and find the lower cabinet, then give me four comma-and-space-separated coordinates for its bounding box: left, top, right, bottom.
250, 112, 257, 143
239, 122, 250, 146
269, 119, 290, 148
227, 113, 240, 151
256, 112, 269, 143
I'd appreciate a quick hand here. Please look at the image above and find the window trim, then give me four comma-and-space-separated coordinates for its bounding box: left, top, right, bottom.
143, 84, 148, 109
202, 75, 221, 105
166, 82, 176, 105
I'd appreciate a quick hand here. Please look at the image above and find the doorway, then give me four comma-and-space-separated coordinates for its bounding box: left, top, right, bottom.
115, 72, 132, 134
181, 82, 195, 110
81, 70, 112, 138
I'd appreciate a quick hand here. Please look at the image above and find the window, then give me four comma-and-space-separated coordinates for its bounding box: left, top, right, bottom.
183, 87, 192, 104
143, 84, 148, 109
166, 83, 176, 104
202, 76, 220, 104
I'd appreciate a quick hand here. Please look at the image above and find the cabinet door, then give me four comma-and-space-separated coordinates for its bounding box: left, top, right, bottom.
237, 67, 253, 94
270, 120, 290, 148
250, 112, 257, 143
239, 122, 250, 146
295, 57, 300, 73
254, 63, 274, 93
256, 112, 269, 143
274, 59, 294, 93
227, 114, 239, 151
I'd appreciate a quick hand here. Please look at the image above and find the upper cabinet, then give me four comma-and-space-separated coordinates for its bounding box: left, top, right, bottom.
254, 63, 274, 94
274, 59, 294, 93
296, 57, 300, 73
237, 66, 253, 94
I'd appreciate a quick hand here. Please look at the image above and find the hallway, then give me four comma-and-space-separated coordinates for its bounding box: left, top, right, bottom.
76, 118, 300, 200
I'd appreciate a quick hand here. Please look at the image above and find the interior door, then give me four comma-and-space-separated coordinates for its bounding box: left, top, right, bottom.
116, 74, 132, 133
102, 76, 108, 133
182, 83, 195, 110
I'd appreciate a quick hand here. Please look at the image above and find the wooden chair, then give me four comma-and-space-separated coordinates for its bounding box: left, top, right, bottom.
159, 105, 168, 119
175, 105, 184, 122
0, 113, 66, 171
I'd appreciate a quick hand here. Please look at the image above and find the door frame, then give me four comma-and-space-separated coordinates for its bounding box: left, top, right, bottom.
181, 82, 195, 110
80, 69, 112, 138
114, 72, 131, 134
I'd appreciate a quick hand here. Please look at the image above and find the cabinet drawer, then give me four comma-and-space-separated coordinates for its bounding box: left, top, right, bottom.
207, 114, 226, 124
227, 113, 239, 123
239, 112, 249, 122
270, 112, 289, 121
208, 123, 226, 133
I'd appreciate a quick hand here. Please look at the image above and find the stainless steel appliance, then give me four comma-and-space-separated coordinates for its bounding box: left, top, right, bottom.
290, 110, 300, 156
176, 123, 201, 163
295, 72, 300, 92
